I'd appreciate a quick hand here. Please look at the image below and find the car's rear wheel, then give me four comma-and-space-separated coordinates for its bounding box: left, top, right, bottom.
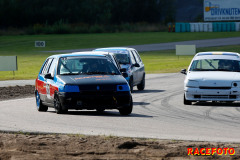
119, 97, 133, 115
54, 94, 68, 114
137, 74, 145, 91
35, 91, 48, 112
184, 94, 192, 105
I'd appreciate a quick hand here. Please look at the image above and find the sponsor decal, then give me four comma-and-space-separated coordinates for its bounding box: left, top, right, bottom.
188, 147, 235, 156
75, 75, 110, 81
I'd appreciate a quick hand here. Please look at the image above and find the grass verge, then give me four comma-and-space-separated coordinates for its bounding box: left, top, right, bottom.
1, 32, 240, 80
1, 45, 240, 80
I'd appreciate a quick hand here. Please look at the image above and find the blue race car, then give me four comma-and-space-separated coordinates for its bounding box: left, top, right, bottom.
35, 52, 133, 115
94, 47, 145, 92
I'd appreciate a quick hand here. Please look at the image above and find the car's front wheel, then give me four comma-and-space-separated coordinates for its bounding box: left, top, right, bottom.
119, 97, 133, 115
184, 94, 192, 105
35, 91, 48, 112
129, 77, 134, 92
137, 74, 145, 91
54, 94, 68, 114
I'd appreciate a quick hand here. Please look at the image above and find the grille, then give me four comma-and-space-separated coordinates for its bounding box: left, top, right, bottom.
79, 84, 115, 91
194, 95, 236, 99
199, 86, 231, 90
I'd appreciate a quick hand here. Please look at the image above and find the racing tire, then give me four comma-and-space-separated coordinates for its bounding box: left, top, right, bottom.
54, 94, 68, 114
35, 91, 48, 112
129, 77, 134, 93
119, 97, 133, 115
137, 74, 145, 91
184, 94, 192, 105
96, 108, 105, 113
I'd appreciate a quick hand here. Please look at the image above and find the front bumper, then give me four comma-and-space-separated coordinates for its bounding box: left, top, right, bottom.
185, 87, 240, 101
58, 91, 131, 110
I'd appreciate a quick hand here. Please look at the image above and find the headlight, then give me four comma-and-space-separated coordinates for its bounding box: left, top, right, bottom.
59, 85, 80, 92
232, 82, 240, 88
186, 80, 199, 88
117, 84, 130, 91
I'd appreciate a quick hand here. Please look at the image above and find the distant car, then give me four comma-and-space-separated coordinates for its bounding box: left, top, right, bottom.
85, 51, 121, 70
35, 52, 133, 115
94, 47, 145, 92
181, 52, 240, 105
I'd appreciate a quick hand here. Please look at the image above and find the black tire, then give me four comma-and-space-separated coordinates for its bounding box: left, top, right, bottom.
184, 94, 192, 105
35, 91, 48, 112
119, 97, 133, 115
137, 74, 145, 91
96, 108, 105, 113
54, 94, 68, 114
129, 77, 134, 92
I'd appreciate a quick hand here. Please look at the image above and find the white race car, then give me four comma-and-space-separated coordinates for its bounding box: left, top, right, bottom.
181, 52, 240, 105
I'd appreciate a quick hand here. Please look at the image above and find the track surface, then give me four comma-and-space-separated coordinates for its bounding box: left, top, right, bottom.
44, 37, 240, 53
1, 73, 240, 142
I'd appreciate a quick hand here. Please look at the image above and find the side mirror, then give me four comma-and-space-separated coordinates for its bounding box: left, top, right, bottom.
181, 69, 187, 75
122, 72, 128, 78
120, 68, 127, 72
134, 63, 140, 67
44, 73, 53, 79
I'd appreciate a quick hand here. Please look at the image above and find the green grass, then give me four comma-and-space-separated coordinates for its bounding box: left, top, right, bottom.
142, 45, 240, 74
1, 32, 240, 80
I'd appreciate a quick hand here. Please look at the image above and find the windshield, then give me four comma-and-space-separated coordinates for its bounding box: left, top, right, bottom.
190, 59, 240, 72
114, 53, 130, 64
58, 57, 120, 75
97, 50, 130, 64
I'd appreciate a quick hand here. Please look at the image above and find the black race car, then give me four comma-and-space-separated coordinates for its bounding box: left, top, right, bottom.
35, 52, 133, 115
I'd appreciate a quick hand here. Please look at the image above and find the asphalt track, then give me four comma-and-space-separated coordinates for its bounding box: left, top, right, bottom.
1, 73, 240, 142
44, 37, 240, 53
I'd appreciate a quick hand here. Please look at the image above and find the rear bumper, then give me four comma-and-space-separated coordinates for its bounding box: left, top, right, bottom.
185, 87, 240, 101
58, 91, 131, 110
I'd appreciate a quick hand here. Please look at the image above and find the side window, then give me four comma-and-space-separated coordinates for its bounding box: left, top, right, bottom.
48, 58, 57, 76
129, 51, 136, 64
41, 58, 52, 75
132, 51, 140, 63
134, 50, 142, 62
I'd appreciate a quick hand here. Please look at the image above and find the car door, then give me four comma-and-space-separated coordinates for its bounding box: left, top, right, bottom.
38, 58, 53, 102
45, 58, 57, 104
129, 50, 139, 85
132, 49, 145, 83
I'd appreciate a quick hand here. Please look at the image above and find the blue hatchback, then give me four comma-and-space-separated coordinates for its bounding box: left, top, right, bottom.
35, 52, 133, 115
94, 47, 145, 92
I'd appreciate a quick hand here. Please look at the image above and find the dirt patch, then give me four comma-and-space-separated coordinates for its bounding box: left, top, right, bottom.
0, 133, 239, 160
0, 85, 35, 101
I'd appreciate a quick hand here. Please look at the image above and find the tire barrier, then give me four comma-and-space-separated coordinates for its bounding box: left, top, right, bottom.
172, 22, 239, 32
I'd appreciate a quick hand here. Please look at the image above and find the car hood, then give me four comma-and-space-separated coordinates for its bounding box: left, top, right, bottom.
57, 74, 127, 85
187, 71, 240, 86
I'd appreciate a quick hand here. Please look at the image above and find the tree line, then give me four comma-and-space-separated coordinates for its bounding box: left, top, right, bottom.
0, 0, 177, 28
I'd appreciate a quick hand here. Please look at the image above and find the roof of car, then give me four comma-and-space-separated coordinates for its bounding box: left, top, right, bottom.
48, 52, 107, 59
94, 47, 135, 51
196, 52, 240, 56
194, 52, 240, 60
